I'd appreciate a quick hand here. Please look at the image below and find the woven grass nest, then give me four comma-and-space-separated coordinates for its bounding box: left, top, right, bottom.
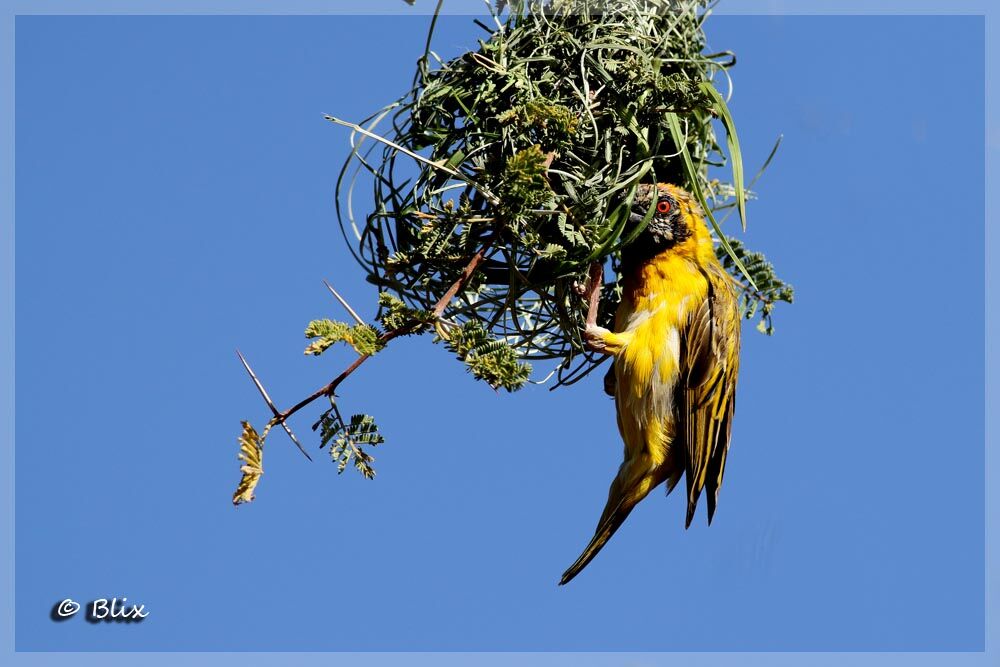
328, 0, 793, 391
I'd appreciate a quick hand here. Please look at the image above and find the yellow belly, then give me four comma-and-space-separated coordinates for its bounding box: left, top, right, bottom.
613, 252, 708, 466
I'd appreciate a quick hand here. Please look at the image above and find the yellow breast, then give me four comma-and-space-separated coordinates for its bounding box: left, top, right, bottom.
616, 251, 708, 392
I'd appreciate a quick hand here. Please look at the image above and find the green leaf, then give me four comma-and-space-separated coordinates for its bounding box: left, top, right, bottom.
701, 82, 747, 232
665, 111, 757, 291
438, 320, 532, 391
716, 237, 794, 335
314, 406, 384, 479
377, 292, 436, 331
304, 319, 386, 356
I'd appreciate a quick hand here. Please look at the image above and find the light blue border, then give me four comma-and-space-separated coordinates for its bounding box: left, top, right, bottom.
2, 0, 994, 663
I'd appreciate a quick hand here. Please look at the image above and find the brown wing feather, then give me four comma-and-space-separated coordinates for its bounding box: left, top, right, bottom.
679, 261, 741, 527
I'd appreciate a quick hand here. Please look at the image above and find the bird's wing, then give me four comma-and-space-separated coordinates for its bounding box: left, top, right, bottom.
678, 261, 741, 527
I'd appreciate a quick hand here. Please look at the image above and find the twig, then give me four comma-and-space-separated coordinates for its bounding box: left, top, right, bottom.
235, 350, 313, 461
431, 247, 488, 317
584, 261, 604, 327
260, 242, 495, 431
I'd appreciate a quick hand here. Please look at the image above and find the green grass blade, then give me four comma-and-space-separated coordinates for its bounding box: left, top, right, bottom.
666, 112, 757, 291
701, 82, 746, 232
748, 133, 783, 188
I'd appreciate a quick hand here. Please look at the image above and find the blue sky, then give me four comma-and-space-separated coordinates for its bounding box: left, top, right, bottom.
14, 13, 984, 651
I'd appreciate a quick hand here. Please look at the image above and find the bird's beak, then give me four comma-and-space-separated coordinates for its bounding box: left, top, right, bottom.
628, 209, 673, 243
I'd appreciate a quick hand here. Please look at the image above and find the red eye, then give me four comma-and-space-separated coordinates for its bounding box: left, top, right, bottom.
656, 200, 671, 214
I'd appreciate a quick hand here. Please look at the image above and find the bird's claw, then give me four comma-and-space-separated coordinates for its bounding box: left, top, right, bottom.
583, 324, 611, 354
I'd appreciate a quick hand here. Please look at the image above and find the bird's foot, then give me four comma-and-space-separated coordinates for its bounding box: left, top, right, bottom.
583, 324, 612, 354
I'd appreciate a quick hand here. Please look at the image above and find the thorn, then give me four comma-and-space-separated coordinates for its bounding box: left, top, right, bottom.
323, 280, 365, 326
236, 349, 313, 462
273, 418, 312, 462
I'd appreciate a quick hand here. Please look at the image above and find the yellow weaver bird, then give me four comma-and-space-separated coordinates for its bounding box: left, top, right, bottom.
560, 183, 741, 585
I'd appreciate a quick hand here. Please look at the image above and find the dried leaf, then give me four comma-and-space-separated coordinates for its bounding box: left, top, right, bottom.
232, 421, 264, 505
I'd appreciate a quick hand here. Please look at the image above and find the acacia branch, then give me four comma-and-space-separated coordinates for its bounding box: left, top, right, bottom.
259, 243, 493, 436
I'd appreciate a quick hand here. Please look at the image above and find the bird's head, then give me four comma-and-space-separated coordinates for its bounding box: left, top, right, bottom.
628, 182, 702, 249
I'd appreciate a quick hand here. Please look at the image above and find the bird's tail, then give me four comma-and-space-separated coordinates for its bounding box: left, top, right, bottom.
559, 492, 637, 585
559, 461, 663, 586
